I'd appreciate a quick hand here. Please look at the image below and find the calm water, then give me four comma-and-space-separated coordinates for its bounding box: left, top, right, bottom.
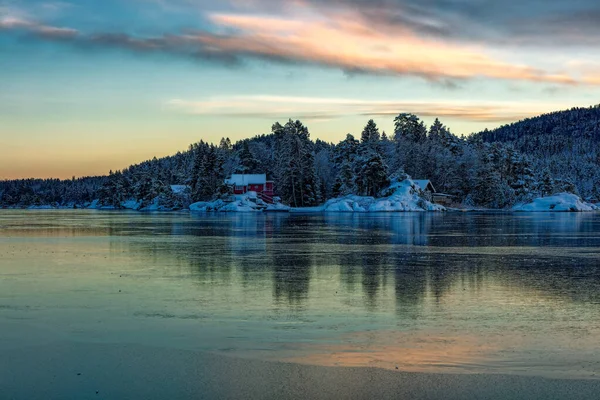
1, 210, 600, 379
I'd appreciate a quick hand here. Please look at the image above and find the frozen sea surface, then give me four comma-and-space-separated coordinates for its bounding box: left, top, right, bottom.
2, 210, 600, 383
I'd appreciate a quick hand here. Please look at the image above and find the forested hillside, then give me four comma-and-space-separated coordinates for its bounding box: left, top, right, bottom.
1, 110, 591, 210
476, 105, 600, 200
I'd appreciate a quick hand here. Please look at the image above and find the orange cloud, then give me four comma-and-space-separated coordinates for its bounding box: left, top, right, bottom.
202, 11, 577, 84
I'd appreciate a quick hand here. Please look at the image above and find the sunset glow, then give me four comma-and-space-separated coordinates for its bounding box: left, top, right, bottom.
2, 0, 600, 178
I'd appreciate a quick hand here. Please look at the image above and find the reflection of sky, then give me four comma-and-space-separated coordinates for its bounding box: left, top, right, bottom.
3, 1, 600, 178
1, 211, 600, 378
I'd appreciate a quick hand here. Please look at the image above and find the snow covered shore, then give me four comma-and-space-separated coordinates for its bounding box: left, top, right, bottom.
189, 192, 291, 212
292, 179, 444, 213
19, 179, 443, 213
513, 193, 598, 212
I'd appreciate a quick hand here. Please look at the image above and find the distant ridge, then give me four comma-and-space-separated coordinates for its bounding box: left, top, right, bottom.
475, 104, 600, 198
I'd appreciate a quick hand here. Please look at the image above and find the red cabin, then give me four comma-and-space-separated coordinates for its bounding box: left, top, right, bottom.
225, 174, 275, 200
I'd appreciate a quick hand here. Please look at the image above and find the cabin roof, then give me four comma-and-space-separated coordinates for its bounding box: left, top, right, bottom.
413, 179, 436, 193
225, 174, 268, 186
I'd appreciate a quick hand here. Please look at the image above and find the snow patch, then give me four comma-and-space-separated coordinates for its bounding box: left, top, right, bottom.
190, 193, 268, 212
265, 202, 291, 212
27, 205, 55, 210
293, 179, 445, 213
121, 199, 143, 210
513, 193, 598, 212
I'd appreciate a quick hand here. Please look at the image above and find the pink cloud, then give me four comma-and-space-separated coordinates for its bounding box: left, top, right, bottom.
202, 11, 576, 84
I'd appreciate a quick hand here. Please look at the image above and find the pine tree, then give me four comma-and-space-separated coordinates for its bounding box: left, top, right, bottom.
361, 119, 381, 144
394, 113, 427, 143
472, 151, 506, 207
275, 120, 320, 207
332, 134, 359, 196
219, 137, 232, 151
355, 150, 389, 197
236, 141, 260, 174
428, 118, 445, 141
538, 169, 555, 197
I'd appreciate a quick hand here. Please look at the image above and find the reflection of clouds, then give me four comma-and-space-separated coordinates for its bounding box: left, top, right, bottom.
285, 331, 500, 373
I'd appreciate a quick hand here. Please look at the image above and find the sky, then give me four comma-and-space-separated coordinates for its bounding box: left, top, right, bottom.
2, 0, 600, 179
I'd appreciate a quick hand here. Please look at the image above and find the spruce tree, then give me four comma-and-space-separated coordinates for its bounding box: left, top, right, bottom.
237, 141, 259, 174
361, 119, 381, 144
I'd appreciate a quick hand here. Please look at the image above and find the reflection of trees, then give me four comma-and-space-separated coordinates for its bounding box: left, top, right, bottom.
394, 259, 427, 318
270, 216, 315, 308
108, 211, 600, 314
272, 251, 312, 307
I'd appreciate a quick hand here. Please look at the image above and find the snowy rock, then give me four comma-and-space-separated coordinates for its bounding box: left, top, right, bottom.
121, 199, 143, 210
293, 179, 445, 213
265, 202, 291, 212
87, 199, 117, 210
513, 193, 598, 212
27, 205, 55, 210
190, 193, 266, 212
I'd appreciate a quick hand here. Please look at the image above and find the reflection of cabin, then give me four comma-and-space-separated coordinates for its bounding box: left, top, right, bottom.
413, 179, 456, 205
225, 174, 275, 203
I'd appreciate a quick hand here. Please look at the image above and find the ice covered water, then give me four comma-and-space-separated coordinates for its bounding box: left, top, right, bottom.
1, 210, 600, 379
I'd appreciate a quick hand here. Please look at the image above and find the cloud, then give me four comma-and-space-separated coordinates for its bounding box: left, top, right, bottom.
1, 1, 599, 85
266, 0, 600, 46
202, 12, 577, 84
166, 95, 562, 123
0, 16, 77, 39
0, 15, 244, 66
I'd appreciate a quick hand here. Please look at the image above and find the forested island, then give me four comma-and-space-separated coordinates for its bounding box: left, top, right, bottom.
2, 106, 600, 211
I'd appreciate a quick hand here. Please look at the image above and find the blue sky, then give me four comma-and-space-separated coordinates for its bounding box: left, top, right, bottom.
2, 0, 600, 178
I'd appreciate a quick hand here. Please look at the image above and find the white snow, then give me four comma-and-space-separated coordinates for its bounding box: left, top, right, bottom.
513, 193, 598, 212
121, 199, 143, 210
190, 193, 265, 212
412, 179, 435, 193
225, 174, 268, 186
265, 202, 291, 212
292, 178, 445, 213
27, 205, 55, 210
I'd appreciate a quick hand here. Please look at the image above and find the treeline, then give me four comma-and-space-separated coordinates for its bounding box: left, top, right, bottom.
0, 112, 587, 209
0, 177, 105, 208
476, 104, 600, 200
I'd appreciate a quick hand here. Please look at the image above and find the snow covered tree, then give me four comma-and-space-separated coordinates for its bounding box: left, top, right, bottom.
428, 118, 445, 141
354, 150, 389, 197
332, 134, 359, 196
538, 168, 555, 197
471, 150, 510, 208
236, 141, 260, 174
192, 145, 225, 202
274, 120, 320, 207
394, 113, 427, 143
